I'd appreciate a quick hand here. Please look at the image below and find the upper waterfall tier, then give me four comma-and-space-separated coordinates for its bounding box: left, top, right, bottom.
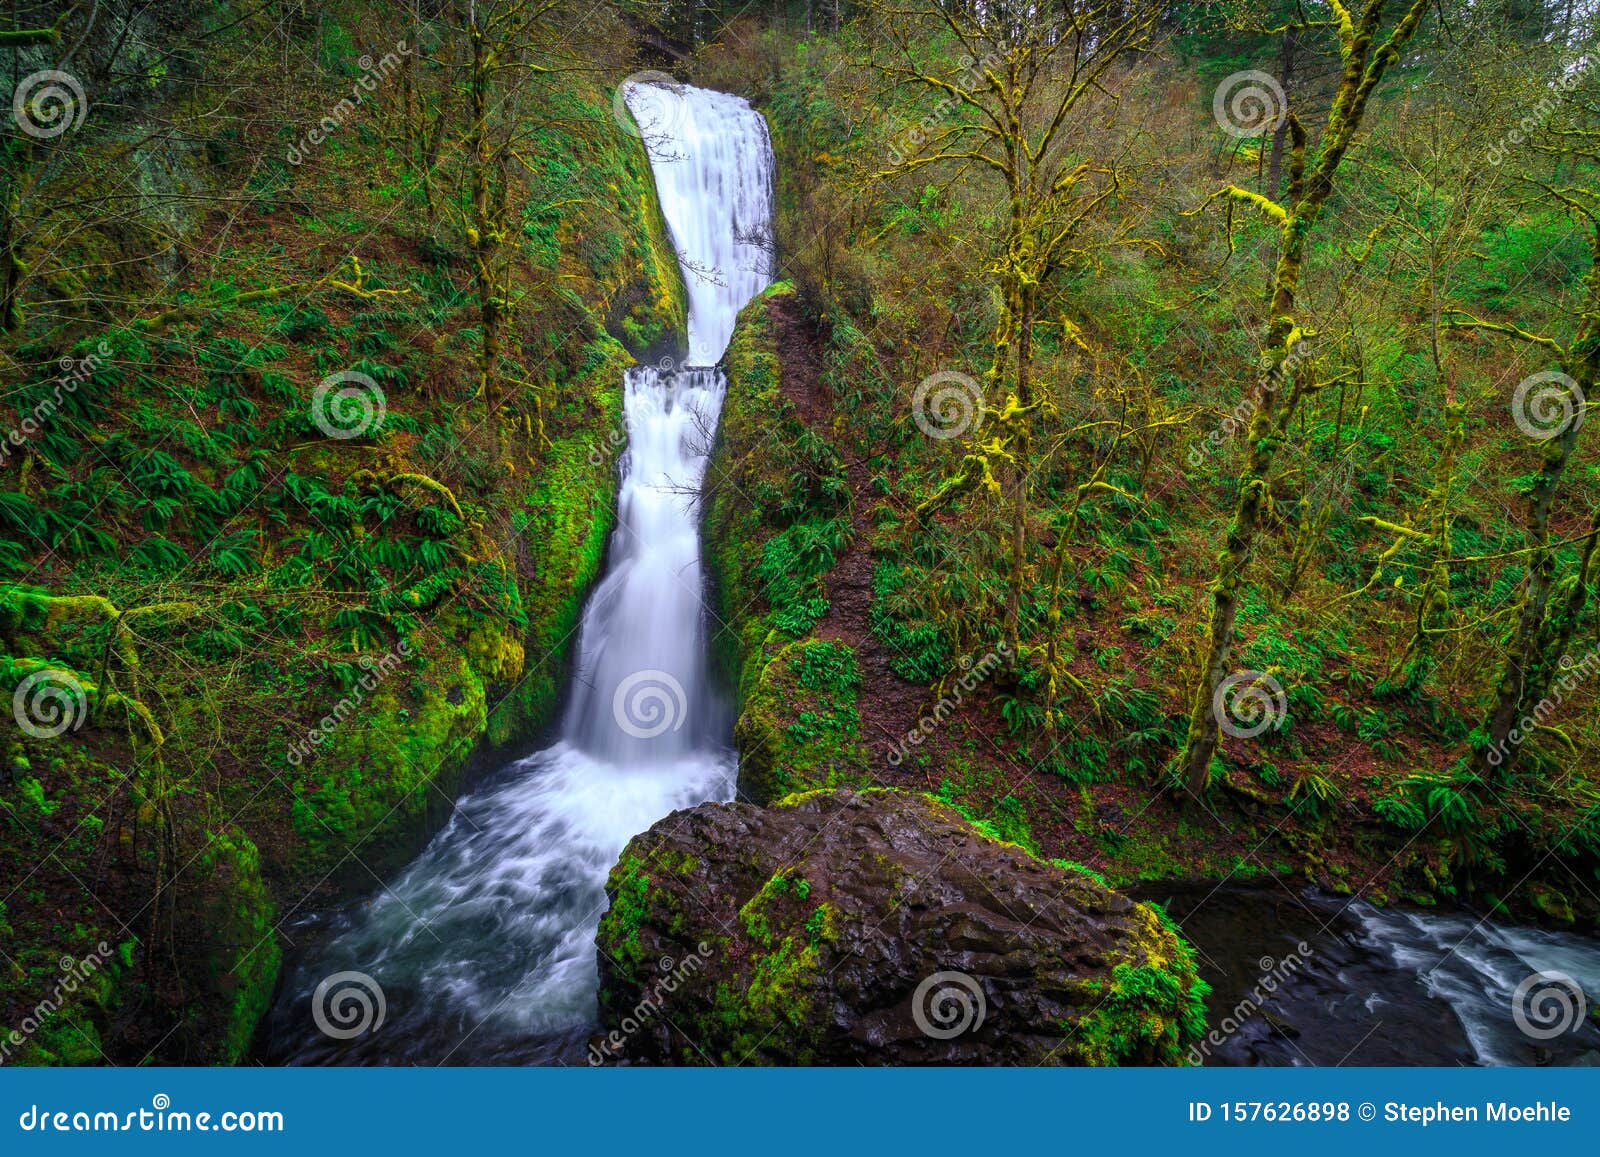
624, 81, 776, 365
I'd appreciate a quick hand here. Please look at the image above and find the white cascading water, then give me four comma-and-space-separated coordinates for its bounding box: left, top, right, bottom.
271, 82, 774, 1064
1347, 902, 1600, 1066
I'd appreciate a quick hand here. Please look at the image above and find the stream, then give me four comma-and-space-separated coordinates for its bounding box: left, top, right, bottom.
1153, 886, 1600, 1067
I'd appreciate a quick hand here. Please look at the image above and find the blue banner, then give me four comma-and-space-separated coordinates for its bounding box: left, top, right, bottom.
3, 1068, 1595, 1154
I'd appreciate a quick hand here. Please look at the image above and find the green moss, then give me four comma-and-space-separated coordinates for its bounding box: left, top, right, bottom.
1529, 885, 1576, 925
934, 777, 1038, 854
486, 338, 628, 750
0, 67, 693, 1064
1068, 902, 1211, 1065
192, 829, 280, 1064
14, 776, 54, 816
1, 930, 128, 1067
735, 638, 871, 803
598, 856, 653, 983
291, 652, 486, 878
699, 934, 828, 1065
705, 282, 850, 728
1051, 859, 1111, 888
803, 901, 838, 946
738, 871, 806, 945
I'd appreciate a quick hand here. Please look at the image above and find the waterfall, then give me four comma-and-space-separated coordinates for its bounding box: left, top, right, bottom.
268, 83, 774, 1064
563, 81, 774, 764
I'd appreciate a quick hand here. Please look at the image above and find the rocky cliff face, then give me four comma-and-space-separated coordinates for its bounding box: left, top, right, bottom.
594, 788, 1209, 1065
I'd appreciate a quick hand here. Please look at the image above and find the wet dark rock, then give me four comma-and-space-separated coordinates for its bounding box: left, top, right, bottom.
593, 788, 1208, 1065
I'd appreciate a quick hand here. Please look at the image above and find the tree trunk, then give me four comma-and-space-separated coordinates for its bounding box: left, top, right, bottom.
1182, 269, 1304, 793
1, 138, 33, 334
468, 10, 501, 421
1265, 28, 1298, 202
1390, 398, 1463, 692
1004, 281, 1036, 668
1179, 0, 1435, 792
1474, 270, 1597, 777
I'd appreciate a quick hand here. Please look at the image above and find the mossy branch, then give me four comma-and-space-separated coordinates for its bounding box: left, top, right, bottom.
1442, 312, 1565, 355
0, 27, 60, 45
350, 470, 465, 520
140, 257, 411, 332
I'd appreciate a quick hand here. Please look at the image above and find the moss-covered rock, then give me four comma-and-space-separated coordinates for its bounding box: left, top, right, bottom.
485, 335, 630, 751
1, 938, 127, 1067
704, 281, 856, 803
188, 829, 280, 1064
705, 282, 803, 698
734, 637, 871, 803
1528, 884, 1577, 926
594, 788, 1209, 1065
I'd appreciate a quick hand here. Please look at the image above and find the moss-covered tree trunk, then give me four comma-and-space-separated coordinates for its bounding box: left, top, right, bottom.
1181, 311, 1301, 790
466, 11, 503, 423
1, 137, 33, 334
1266, 26, 1299, 201
1474, 250, 1598, 778
1181, 0, 1434, 793
1390, 399, 1464, 692
1005, 273, 1037, 670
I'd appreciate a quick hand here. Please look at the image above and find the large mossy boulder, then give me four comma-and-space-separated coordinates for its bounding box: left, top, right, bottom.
594, 788, 1209, 1065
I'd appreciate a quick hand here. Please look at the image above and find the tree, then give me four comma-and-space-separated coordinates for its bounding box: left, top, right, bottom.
455, 0, 564, 426
865, 0, 1162, 666
1448, 94, 1600, 776
1178, 0, 1436, 794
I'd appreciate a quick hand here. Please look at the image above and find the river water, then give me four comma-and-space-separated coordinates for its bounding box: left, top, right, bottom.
1155, 886, 1600, 1066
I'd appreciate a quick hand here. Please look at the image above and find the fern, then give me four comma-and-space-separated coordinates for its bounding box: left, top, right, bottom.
210, 531, 260, 577
1373, 792, 1426, 831
1287, 771, 1339, 820
129, 535, 188, 574
329, 606, 390, 652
